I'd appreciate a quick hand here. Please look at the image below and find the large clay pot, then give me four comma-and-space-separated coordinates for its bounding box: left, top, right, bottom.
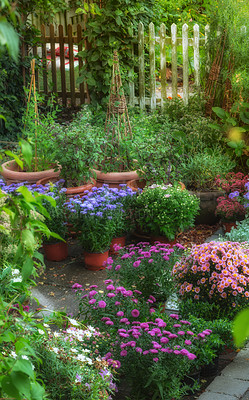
189, 190, 224, 225
43, 241, 68, 262
1, 160, 61, 185
36, 176, 96, 198
127, 178, 185, 192
109, 236, 126, 255
83, 250, 109, 271
91, 168, 139, 188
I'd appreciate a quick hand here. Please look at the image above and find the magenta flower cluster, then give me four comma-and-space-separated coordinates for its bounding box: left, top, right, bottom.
172, 241, 249, 310
105, 241, 184, 300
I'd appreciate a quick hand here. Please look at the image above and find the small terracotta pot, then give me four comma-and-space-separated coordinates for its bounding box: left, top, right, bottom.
43, 241, 68, 261
150, 235, 177, 246
83, 250, 109, 271
1, 160, 61, 185
109, 236, 126, 255
91, 168, 139, 188
36, 177, 96, 199
222, 221, 237, 233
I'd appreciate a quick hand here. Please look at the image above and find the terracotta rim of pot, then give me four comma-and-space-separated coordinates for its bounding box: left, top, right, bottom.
1, 160, 61, 184
91, 168, 139, 183
36, 176, 96, 196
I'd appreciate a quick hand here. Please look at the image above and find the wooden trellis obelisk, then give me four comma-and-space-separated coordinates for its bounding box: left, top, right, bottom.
25, 59, 39, 171
103, 50, 133, 170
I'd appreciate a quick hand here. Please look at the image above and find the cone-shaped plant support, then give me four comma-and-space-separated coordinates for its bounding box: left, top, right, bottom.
103, 50, 134, 172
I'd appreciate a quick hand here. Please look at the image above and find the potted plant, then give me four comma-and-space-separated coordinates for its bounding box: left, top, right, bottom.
38, 181, 68, 261
1, 64, 61, 185
36, 110, 102, 197
214, 172, 249, 232
91, 51, 139, 187
134, 184, 200, 243
65, 186, 121, 270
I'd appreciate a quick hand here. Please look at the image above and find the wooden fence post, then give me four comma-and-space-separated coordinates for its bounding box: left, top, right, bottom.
205, 24, 210, 75
159, 23, 167, 109
182, 23, 189, 105
138, 21, 145, 110
68, 24, 76, 107
59, 24, 67, 107
129, 24, 135, 107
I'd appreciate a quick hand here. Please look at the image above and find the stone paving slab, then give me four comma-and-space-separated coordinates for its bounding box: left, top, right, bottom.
198, 392, 237, 400
221, 361, 249, 380
199, 376, 249, 399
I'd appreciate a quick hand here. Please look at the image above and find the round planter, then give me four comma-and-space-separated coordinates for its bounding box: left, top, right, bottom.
43, 241, 68, 262
83, 250, 109, 271
127, 178, 185, 192
189, 190, 224, 225
36, 177, 96, 198
222, 221, 237, 233
91, 168, 139, 188
150, 235, 177, 246
109, 236, 126, 255
1, 160, 61, 185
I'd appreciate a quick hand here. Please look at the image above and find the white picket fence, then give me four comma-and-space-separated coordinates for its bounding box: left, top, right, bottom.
131, 22, 210, 109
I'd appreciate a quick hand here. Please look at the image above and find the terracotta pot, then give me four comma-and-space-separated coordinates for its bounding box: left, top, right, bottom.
91, 168, 139, 188
127, 178, 185, 192
36, 176, 96, 198
1, 160, 61, 185
109, 236, 126, 255
150, 235, 177, 246
189, 190, 224, 225
83, 250, 109, 271
43, 241, 68, 261
222, 221, 237, 233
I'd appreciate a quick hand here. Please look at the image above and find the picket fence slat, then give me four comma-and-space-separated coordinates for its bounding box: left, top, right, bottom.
171, 23, 178, 99
58, 24, 67, 106
138, 22, 145, 110
159, 23, 167, 108
30, 21, 209, 109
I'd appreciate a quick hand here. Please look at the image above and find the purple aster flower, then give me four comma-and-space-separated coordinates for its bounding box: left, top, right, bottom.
131, 309, 140, 318
98, 300, 106, 308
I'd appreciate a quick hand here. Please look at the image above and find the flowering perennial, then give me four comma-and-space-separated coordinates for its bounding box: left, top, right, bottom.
172, 241, 249, 314
106, 241, 184, 301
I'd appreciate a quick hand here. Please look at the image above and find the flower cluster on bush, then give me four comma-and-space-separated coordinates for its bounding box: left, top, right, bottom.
31, 321, 117, 400
65, 184, 136, 253
215, 173, 249, 221
73, 280, 219, 399
172, 241, 249, 318
134, 184, 200, 239
106, 241, 184, 301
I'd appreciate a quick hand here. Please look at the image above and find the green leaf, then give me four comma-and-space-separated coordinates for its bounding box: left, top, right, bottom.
22, 257, 34, 280
17, 185, 35, 202
1, 376, 21, 399
13, 359, 35, 379
22, 230, 36, 251
5, 150, 23, 169
30, 381, 46, 400
240, 112, 249, 125
20, 140, 33, 168
1, 330, 15, 342
212, 107, 227, 119
0, 19, 19, 61
233, 308, 249, 347
10, 371, 31, 398
33, 250, 44, 265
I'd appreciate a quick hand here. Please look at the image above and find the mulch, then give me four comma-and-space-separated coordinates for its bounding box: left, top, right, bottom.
176, 223, 221, 248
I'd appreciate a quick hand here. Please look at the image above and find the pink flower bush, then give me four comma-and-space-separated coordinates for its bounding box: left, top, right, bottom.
106, 241, 184, 301
172, 241, 249, 315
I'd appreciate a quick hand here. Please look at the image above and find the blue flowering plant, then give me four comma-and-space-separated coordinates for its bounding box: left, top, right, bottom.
106, 241, 185, 302
65, 185, 136, 253
73, 281, 217, 399
134, 184, 200, 239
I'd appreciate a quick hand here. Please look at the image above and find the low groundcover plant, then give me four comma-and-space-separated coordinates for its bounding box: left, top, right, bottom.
106, 241, 185, 301
172, 241, 249, 319
72, 280, 217, 399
